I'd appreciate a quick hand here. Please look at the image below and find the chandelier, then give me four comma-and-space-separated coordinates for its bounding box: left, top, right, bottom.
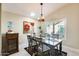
38, 3, 45, 22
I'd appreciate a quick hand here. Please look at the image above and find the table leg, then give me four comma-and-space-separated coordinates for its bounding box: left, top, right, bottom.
59, 42, 62, 55
49, 46, 55, 56
42, 44, 43, 52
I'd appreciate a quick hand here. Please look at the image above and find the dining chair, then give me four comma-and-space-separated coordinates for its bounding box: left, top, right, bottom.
27, 35, 33, 47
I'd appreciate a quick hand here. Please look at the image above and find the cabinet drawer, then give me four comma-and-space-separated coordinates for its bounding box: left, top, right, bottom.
6, 34, 18, 39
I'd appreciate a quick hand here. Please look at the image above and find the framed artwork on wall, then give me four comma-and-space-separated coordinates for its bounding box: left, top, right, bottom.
23, 21, 34, 34
7, 21, 13, 32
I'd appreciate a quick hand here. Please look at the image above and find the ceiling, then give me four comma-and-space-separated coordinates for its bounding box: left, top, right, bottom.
2, 3, 67, 19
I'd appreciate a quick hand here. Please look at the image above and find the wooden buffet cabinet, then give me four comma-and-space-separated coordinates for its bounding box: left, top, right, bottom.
2, 33, 19, 56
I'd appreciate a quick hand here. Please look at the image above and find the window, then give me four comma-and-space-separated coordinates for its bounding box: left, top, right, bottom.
46, 24, 53, 35
54, 19, 66, 39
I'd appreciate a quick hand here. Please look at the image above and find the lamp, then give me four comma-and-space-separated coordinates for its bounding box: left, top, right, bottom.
38, 3, 45, 22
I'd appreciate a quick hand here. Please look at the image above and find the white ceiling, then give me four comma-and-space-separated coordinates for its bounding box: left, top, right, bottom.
2, 3, 67, 19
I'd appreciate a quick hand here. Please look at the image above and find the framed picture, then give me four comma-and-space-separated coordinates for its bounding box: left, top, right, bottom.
23, 21, 34, 34
7, 21, 13, 32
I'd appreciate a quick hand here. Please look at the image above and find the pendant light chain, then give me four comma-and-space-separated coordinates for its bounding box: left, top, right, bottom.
41, 3, 43, 16
39, 3, 45, 22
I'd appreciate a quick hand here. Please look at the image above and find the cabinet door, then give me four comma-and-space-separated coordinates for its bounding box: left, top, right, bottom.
6, 33, 18, 55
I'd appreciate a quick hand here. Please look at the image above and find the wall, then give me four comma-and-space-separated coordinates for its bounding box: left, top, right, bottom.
46, 4, 79, 49
0, 3, 1, 55
1, 11, 39, 51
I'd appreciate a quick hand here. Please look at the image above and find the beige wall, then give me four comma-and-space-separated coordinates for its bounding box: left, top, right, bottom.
1, 11, 38, 34
0, 3, 1, 55
1, 11, 39, 52
46, 4, 79, 49
0, 3, 1, 34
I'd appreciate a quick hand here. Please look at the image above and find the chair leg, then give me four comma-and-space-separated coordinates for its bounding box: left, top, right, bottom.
55, 46, 59, 56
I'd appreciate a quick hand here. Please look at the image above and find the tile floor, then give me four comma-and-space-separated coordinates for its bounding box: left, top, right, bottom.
9, 36, 79, 56
9, 44, 79, 56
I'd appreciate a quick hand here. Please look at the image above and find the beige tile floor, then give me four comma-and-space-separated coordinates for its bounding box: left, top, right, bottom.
9, 37, 79, 56
62, 45, 79, 56
9, 44, 79, 56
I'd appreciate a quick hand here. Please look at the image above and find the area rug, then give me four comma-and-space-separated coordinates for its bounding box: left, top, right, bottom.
24, 46, 67, 56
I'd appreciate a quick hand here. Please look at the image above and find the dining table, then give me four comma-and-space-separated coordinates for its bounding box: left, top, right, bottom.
28, 35, 63, 56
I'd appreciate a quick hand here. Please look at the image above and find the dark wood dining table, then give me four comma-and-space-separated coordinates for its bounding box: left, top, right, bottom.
28, 35, 63, 55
